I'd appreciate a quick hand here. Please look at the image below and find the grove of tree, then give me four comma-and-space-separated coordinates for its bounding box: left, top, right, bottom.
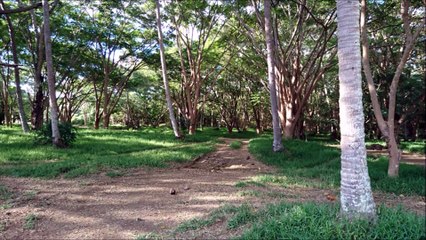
0, 0, 424, 219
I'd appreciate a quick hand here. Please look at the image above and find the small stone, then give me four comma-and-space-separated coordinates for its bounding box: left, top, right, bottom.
183, 185, 190, 190
170, 188, 176, 195
246, 156, 250, 160
137, 218, 143, 221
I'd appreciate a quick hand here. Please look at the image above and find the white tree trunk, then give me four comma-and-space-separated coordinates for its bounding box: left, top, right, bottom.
264, 0, 284, 152
337, 0, 376, 220
155, 0, 180, 138
43, 0, 62, 147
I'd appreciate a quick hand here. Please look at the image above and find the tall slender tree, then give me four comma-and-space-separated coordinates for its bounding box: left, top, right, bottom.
264, 0, 283, 152
43, 0, 62, 147
336, 0, 376, 220
361, 0, 424, 177
0, 0, 30, 133
155, 0, 180, 138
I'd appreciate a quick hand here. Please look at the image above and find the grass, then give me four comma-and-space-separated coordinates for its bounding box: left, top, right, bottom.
0, 127, 254, 179
366, 139, 425, 154
23, 214, 38, 230
135, 233, 163, 240
175, 202, 425, 240
249, 136, 425, 196
0, 185, 12, 200
175, 204, 240, 233
229, 141, 242, 149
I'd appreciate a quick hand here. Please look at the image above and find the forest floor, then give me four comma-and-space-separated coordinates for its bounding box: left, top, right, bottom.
0, 138, 425, 239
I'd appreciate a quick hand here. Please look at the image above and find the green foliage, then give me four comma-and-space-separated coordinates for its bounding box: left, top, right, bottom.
249, 137, 425, 195
34, 122, 77, 147
229, 141, 242, 149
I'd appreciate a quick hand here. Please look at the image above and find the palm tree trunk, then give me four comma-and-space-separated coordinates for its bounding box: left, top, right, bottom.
43, 0, 63, 147
264, 0, 284, 152
155, 0, 181, 138
337, 0, 376, 220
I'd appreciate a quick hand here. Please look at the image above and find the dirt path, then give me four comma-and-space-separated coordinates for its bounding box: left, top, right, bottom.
0, 139, 274, 239
1, 139, 424, 239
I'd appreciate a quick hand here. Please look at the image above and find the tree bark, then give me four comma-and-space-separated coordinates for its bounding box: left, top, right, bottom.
30, 7, 45, 130
264, 0, 284, 152
361, 0, 423, 177
0, 0, 30, 133
337, 0, 376, 220
43, 0, 63, 147
155, 0, 181, 138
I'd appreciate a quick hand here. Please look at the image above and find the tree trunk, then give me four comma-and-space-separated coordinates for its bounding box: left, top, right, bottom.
1, 76, 11, 127
0, 0, 30, 133
155, 0, 181, 138
360, 0, 422, 177
102, 68, 110, 129
337, 0, 376, 220
30, 8, 45, 130
32, 75, 44, 129
43, 0, 63, 147
188, 111, 197, 135
264, 0, 283, 152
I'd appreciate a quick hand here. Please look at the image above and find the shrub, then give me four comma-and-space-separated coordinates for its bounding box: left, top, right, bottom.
34, 122, 77, 147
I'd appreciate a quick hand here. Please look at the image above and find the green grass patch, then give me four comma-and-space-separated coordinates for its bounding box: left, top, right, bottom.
249, 137, 425, 195
399, 141, 425, 154
235, 202, 425, 240
238, 190, 261, 197
0, 127, 224, 178
235, 180, 266, 188
23, 214, 38, 230
174, 202, 425, 239
366, 139, 425, 154
229, 141, 243, 149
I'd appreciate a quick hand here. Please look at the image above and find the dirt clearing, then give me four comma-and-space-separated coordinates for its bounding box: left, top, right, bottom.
1, 139, 424, 239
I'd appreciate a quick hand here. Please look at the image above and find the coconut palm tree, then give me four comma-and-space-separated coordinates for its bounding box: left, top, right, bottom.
336, 0, 376, 220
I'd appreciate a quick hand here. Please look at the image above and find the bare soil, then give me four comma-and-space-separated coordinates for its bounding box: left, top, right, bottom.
1, 139, 424, 239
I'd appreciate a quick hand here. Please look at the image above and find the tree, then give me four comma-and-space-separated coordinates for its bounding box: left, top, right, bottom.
361, 0, 424, 177
155, 0, 180, 138
170, 0, 234, 135
43, 0, 63, 147
336, 0, 376, 220
0, 0, 30, 133
264, 0, 283, 152
237, 0, 337, 139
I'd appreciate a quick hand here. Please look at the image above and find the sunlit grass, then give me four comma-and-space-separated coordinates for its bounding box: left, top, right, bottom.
0, 126, 255, 179
249, 136, 425, 196
174, 202, 425, 239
